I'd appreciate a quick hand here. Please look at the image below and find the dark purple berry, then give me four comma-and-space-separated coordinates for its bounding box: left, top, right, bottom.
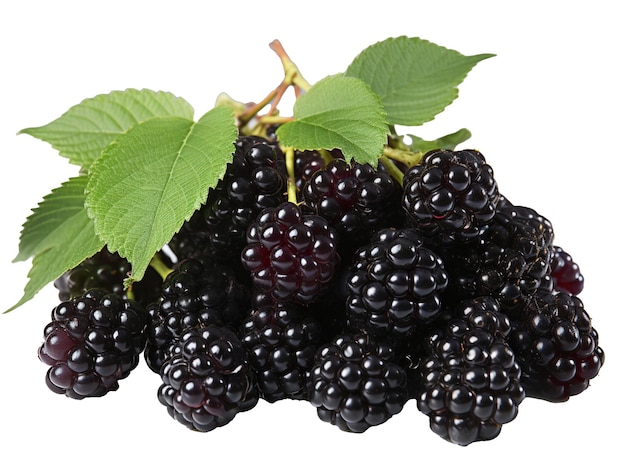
549, 246, 584, 295
144, 258, 250, 373
240, 301, 323, 402
157, 325, 258, 432
308, 332, 408, 432
507, 290, 604, 402
441, 204, 554, 311
402, 149, 500, 243
54, 248, 162, 306
417, 303, 524, 445
303, 159, 404, 252
346, 228, 449, 340
168, 135, 287, 264
241, 201, 340, 305
294, 149, 326, 193
38, 289, 148, 399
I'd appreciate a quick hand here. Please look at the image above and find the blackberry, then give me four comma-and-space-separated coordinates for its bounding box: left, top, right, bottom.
54, 247, 162, 306
507, 290, 604, 402
549, 246, 584, 295
241, 201, 340, 305
168, 135, 287, 263
308, 332, 408, 433
240, 301, 323, 402
294, 149, 326, 193
144, 258, 250, 373
402, 149, 500, 243
38, 289, 148, 399
345, 228, 449, 340
417, 303, 524, 446
302, 159, 404, 253
165, 210, 219, 263
157, 325, 258, 432
401, 296, 510, 400
442, 204, 554, 311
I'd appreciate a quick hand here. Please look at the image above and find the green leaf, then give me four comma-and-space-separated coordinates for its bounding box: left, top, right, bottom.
14, 176, 91, 262
85, 106, 237, 282
276, 74, 388, 167
19, 89, 194, 168
345, 36, 494, 126
7, 176, 104, 313
406, 128, 472, 153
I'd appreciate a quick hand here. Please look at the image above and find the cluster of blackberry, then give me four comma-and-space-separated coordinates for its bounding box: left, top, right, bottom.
39, 136, 604, 445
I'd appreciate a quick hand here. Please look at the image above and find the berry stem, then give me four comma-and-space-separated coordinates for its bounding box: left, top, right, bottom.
149, 253, 174, 281
125, 286, 136, 301
319, 149, 335, 166
284, 146, 299, 204
383, 146, 424, 168
269, 39, 312, 93
238, 40, 310, 131
238, 85, 282, 128
258, 115, 294, 125
378, 154, 406, 187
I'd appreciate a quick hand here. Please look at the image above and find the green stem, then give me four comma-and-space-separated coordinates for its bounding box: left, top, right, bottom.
318, 149, 335, 166
269, 39, 312, 92
383, 146, 424, 168
239, 41, 311, 132
238, 85, 282, 128
284, 146, 298, 204
258, 115, 293, 125
125, 286, 136, 301
379, 154, 406, 187
149, 253, 174, 281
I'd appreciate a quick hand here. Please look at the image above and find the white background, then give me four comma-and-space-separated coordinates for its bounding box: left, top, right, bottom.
1, 1, 623, 470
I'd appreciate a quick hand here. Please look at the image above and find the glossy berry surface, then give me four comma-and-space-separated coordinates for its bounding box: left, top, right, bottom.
549, 246, 584, 295
241, 201, 340, 304
293, 149, 326, 193
30, 133, 607, 445
441, 204, 554, 311
507, 290, 604, 402
302, 158, 403, 252
308, 332, 408, 433
168, 135, 287, 263
240, 302, 323, 402
346, 228, 449, 339
38, 289, 148, 399
54, 248, 162, 307
144, 258, 250, 373
417, 304, 524, 446
402, 149, 500, 243
157, 325, 258, 432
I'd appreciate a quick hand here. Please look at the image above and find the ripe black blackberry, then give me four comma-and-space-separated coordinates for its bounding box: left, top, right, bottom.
400, 296, 510, 400
345, 228, 449, 340
402, 149, 500, 244
302, 159, 404, 253
241, 201, 340, 305
54, 247, 162, 307
549, 246, 584, 295
157, 324, 259, 432
507, 290, 604, 402
416, 302, 524, 446
441, 204, 554, 311
38, 288, 148, 399
144, 258, 251, 373
308, 332, 408, 433
168, 135, 287, 264
294, 149, 326, 193
240, 301, 323, 402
